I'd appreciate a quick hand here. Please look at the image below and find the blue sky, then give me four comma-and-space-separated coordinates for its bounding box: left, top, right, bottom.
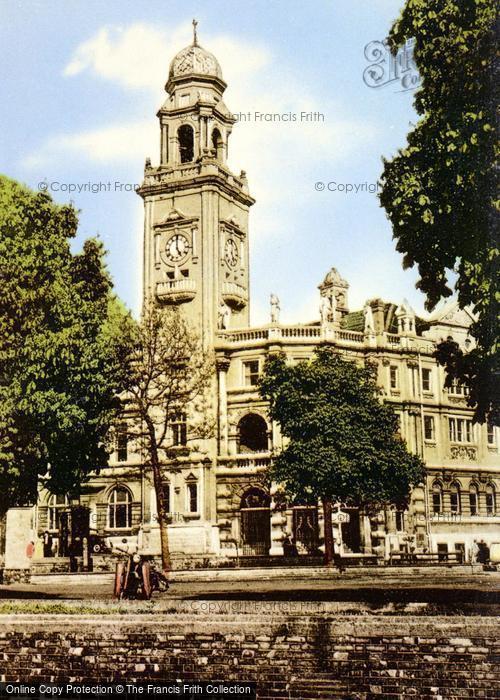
1, 0, 429, 324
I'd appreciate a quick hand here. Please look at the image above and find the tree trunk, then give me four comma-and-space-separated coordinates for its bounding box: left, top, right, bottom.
147, 423, 171, 575
322, 497, 335, 567
152, 461, 171, 574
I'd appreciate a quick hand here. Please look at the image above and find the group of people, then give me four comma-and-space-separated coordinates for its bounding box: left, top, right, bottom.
472, 539, 491, 564
25, 530, 55, 559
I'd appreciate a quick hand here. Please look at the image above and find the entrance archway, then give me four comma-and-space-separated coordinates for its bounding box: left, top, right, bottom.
240, 488, 271, 556
341, 507, 361, 553
292, 505, 319, 554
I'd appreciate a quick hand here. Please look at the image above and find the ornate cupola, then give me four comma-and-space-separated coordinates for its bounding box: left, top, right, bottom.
166, 21, 226, 94
155, 19, 237, 168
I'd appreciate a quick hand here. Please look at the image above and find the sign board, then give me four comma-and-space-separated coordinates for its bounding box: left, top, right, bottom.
331, 511, 350, 524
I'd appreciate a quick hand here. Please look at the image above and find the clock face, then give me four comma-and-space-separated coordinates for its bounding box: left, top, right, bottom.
224, 238, 239, 267
165, 233, 189, 264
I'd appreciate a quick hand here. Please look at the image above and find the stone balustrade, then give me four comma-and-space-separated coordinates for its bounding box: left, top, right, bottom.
156, 279, 196, 303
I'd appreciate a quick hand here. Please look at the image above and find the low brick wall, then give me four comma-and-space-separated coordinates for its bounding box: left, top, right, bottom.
0, 615, 498, 698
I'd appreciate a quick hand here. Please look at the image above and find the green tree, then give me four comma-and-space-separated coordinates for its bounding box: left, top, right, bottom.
259, 348, 425, 566
0, 175, 134, 513
379, 0, 499, 424
122, 302, 214, 573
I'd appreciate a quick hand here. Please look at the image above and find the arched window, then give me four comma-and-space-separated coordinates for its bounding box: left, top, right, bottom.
469, 483, 479, 516
237, 413, 268, 453
486, 484, 496, 515
240, 488, 271, 510
178, 124, 194, 163
48, 494, 68, 531
108, 487, 132, 529
211, 128, 223, 160
450, 482, 461, 515
431, 482, 442, 515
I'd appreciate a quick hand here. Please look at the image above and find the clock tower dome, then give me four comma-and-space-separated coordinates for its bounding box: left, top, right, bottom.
137, 21, 254, 344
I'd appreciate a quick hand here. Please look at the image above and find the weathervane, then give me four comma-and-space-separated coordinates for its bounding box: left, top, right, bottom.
192, 19, 198, 46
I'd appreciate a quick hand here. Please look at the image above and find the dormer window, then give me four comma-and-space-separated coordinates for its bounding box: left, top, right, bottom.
447, 379, 469, 396
178, 124, 194, 163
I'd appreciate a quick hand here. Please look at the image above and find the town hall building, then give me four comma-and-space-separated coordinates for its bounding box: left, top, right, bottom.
5, 27, 499, 574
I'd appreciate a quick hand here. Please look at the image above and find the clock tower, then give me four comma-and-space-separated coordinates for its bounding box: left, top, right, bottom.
137, 22, 254, 344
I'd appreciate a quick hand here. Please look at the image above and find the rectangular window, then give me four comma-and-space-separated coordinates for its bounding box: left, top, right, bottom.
448, 380, 469, 396
243, 360, 260, 386
161, 482, 170, 515
116, 424, 128, 462
448, 418, 474, 444
421, 368, 432, 392
432, 492, 441, 514
187, 483, 198, 513
450, 490, 460, 514
437, 543, 448, 562
171, 413, 187, 446
390, 366, 398, 390
486, 490, 496, 515
454, 543, 465, 564
465, 420, 472, 443
424, 415, 435, 441
487, 423, 496, 445
469, 491, 478, 516
395, 510, 405, 531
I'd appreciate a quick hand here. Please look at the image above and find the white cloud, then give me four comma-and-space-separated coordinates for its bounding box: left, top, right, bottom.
21, 121, 157, 169
26, 22, 376, 172
22, 21, 381, 322
62, 22, 270, 94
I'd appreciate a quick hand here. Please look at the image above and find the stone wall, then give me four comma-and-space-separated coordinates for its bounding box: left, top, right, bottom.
2, 569, 31, 584
4, 508, 32, 570
0, 615, 498, 698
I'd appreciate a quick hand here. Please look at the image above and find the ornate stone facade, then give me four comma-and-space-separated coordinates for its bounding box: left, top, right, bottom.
13, 32, 499, 568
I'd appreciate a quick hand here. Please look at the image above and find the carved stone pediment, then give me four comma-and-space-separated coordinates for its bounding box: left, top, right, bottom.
155, 208, 198, 228
429, 301, 475, 329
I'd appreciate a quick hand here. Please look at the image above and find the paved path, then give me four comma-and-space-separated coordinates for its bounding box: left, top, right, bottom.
1, 571, 498, 610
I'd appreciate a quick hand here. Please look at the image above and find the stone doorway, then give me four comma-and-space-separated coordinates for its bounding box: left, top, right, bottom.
341, 508, 361, 553
240, 488, 271, 556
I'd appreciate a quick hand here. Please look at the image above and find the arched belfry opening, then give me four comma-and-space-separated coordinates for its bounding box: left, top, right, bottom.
237, 413, 268, 453
178, 124, 194, 163
211, 128, 224, 160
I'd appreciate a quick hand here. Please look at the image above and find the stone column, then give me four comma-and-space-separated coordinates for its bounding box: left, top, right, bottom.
269, 483, 286, 556
160, 123, 168, 165
216, 356, 230, 456
5, 507, 33, 571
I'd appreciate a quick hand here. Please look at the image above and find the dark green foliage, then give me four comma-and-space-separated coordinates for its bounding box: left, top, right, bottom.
259, 347, 425, 509
0, 176, 134, 512
379, 0, 499, 423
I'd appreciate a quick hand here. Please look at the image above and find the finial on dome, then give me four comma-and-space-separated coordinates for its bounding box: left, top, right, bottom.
192, 18, 198, 46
